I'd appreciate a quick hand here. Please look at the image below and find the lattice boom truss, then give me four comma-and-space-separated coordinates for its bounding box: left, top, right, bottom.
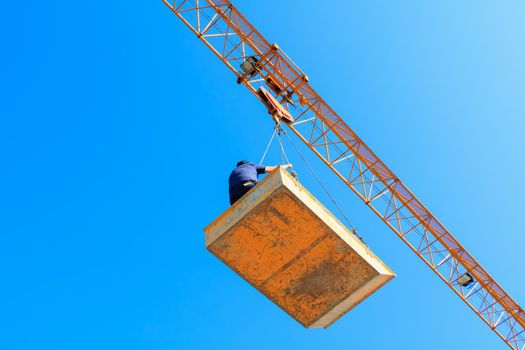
164, 0, 525, 348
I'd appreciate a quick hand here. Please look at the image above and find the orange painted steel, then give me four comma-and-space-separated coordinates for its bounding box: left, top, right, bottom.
164, 0, 525, 348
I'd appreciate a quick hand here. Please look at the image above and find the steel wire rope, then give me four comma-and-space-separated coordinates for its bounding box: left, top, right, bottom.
259, 128, 277, 165
259, 126, 291, 165
278, 125, 368, 243
275, 127, 291, 166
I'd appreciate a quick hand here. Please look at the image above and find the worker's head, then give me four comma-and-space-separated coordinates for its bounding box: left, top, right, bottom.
237, 160, 250, 167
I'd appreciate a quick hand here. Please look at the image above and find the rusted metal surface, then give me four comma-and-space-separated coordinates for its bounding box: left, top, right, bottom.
204, 167, 394, 327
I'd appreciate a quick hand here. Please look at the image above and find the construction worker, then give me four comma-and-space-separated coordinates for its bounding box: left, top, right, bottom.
228, 161, 292, 205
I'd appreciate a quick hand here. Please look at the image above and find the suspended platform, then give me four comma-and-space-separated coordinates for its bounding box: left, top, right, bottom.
204, 167, 395, 328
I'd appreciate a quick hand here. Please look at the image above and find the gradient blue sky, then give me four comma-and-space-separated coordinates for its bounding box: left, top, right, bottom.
1, 1, 524, 349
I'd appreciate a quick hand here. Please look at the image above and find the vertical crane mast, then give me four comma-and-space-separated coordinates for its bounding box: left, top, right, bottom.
164, 1, 525, 348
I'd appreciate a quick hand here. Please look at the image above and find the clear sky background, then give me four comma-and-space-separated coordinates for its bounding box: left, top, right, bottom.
1, 1, 524, 349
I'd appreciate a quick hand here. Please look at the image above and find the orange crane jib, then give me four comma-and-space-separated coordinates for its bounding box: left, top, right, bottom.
163, 0, 525, 348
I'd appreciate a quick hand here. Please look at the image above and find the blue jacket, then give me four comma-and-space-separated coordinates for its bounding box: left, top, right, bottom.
228, 163, 266, 194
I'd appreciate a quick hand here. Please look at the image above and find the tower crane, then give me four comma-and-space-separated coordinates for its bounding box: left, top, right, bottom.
163, 1, 525, 348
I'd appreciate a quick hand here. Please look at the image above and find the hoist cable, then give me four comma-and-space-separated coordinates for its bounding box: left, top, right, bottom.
259, 125, 292, 166
276, 127, 291, 165
280, 126, 366, 244
259, 128, 277, 165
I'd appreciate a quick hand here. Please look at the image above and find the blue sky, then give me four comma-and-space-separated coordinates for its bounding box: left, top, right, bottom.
1, 1, 524, 349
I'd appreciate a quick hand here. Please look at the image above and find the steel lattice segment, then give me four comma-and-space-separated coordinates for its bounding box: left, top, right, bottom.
164, 1, 525, 348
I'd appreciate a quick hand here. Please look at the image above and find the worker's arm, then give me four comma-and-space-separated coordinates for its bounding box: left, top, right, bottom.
265, 164, 292, 173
